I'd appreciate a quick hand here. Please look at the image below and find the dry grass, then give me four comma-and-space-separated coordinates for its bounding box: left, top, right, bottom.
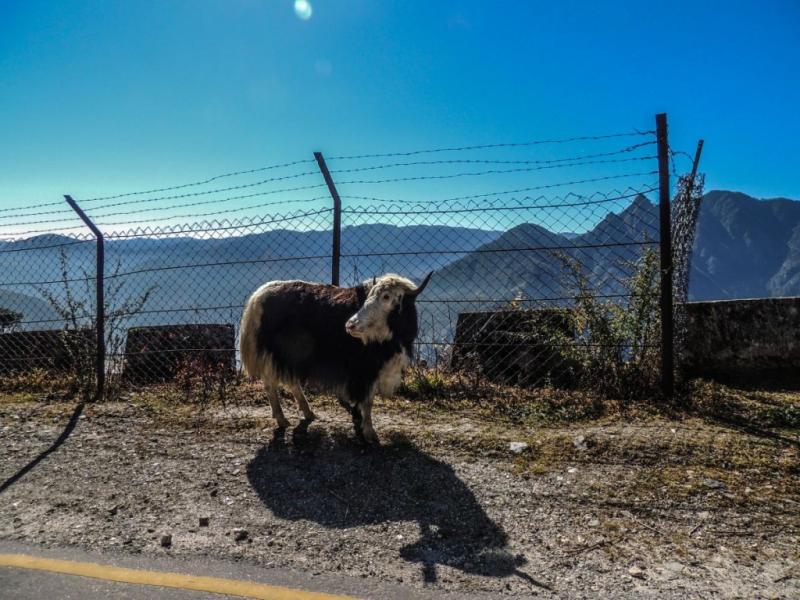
2, 370, 798, 589
3, 367, 799, 486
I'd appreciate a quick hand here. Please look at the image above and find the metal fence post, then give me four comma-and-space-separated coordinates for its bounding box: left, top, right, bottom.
65, 195, 105, 401
314, 152, 342, 286
656, 113, 674, 398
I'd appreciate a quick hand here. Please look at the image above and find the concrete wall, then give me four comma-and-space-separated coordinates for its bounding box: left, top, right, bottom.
683, 297, 800, 382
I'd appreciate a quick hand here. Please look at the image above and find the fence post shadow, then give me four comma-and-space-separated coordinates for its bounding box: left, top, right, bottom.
0, 401, 85, 495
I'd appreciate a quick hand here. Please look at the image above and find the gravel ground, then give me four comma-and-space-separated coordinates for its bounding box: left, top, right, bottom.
1, 395, 798, 599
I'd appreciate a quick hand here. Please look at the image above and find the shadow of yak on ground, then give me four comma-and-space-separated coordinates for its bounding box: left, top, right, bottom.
246, 422, 538, 585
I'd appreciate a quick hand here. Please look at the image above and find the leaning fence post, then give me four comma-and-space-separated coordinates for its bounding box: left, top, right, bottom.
65, 195, 105, 402
314, 152, 342, 286
656, 113, 674, 398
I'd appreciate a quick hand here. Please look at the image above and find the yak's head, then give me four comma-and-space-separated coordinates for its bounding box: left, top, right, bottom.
345, 272, 433, 344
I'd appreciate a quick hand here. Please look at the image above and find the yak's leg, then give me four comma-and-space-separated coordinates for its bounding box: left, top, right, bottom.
339, 394, 364, 442
359, 394, 379, 445
264, 381, 290, 428
288, 383, 315, 421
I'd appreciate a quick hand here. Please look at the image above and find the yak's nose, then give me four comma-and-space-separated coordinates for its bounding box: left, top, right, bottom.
345, 319, 359, 333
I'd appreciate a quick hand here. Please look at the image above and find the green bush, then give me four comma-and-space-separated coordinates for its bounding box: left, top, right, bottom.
548, 248, 662, 401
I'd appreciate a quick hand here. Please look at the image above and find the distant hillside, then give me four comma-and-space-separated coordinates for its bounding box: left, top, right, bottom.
0, 224, 500, 330
2, 191, 798, 337
430, 194, 659, 302
691, 191, 800, 300
0, 289, 60, 325
430, 190, 800, 304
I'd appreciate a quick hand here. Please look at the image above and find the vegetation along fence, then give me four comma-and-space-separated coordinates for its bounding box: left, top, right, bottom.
0, 114, 703, 401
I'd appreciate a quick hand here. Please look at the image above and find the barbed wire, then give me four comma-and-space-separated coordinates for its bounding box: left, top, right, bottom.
84, 183, 329, 222
105, 207, 332, 239
0, 199, 65, 215
0, 222, 100, 239
334, 156, 657, 186
0, 206, 76, 222
341, 187, 657, 215
83, 196, 328, 229
71, 170, 321, 213
78, 159, 316, 203
340, 172, 658, 206
327, 130, 655, 160
92, 189, 329, 224
0, 214, 81, 229
328, 141, 656, 173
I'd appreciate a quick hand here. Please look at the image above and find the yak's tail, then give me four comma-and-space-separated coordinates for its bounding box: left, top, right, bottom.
239, 290, 261, 379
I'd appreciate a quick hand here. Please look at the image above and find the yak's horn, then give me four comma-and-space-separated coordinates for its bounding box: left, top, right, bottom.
410, 271, 433, 297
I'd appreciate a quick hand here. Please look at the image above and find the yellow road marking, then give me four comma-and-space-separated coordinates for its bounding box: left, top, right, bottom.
0, 553, 359, 600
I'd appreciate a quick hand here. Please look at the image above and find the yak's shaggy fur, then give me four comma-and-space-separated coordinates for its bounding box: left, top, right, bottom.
240, 273, 430, 442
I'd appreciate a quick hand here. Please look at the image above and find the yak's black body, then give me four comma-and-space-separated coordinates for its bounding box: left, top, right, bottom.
241, 273, 432, 442
254, 281, 418, 405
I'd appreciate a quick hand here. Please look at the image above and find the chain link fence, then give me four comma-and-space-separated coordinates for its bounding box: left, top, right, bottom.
0, 115, 702, 400
0, 232, 97, 392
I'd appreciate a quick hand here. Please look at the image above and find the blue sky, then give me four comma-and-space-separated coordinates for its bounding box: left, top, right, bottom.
1, 0, 798, 235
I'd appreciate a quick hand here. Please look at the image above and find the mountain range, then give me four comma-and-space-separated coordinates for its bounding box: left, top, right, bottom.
1, 190, 798, 339
690, 191, 800, 300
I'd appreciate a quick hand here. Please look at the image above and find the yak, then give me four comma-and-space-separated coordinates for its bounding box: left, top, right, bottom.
240, 272, 432, 444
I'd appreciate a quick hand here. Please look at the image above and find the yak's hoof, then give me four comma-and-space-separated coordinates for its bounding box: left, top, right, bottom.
275, 416, 291, 429
362, 429, 380, 446
302, 411, 317, 422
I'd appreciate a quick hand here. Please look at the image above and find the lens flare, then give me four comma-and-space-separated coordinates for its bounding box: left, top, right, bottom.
294, 0, 312, 21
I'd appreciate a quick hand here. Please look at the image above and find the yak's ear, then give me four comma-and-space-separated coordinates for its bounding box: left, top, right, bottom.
408, 271, 433, 298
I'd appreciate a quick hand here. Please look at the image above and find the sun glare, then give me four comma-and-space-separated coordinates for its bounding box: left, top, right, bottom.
294, 0, 313, 21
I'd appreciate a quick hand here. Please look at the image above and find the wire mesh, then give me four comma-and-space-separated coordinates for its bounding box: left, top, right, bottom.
101, 209, 334, 385
0, 232, 97, 384
339, 186, 661, 387
0, 125, 684, 396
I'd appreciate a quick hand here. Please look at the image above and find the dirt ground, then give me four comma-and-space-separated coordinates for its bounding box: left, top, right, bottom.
1, 385, 798, 599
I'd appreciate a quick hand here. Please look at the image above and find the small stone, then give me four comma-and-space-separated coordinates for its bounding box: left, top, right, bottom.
628, 566, 646, 579
160, 534, 172, 548
573, 435, 588, 451
588, 518, 600, 527
509, 442, 528, 454
233, 528, 248, 542
199, 517, 210, 527
701, 478, 726, 490
663, 561, 683, 573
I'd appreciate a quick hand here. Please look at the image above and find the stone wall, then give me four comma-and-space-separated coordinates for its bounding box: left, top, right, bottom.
123, 324, 235, 384
450, 309, 577, 387
0, 329, 94, 375
682, 297, 800, 383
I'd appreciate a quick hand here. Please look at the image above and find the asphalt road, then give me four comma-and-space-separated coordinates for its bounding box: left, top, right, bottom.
0, 540, 501, 600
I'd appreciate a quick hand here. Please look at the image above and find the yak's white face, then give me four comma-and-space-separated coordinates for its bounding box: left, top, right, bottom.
345, 275, 416, 344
